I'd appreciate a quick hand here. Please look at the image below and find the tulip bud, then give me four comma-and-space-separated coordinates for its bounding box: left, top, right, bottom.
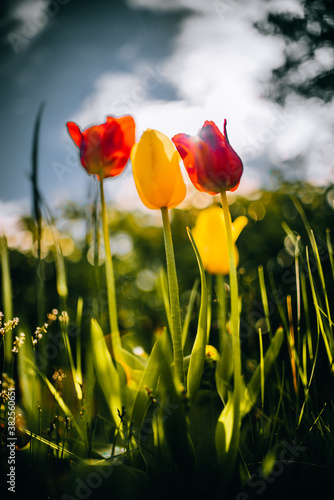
131, 129, 186, 209
172, 120, 243, 195
192, 206, 248, 275
66, 116, 135, 179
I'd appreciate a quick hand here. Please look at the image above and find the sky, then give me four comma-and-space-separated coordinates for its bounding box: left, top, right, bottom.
0, 0, 333, 231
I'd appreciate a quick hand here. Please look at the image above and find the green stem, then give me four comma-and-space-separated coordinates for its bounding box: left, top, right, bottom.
99, 178, 122, 361
216, 274, 226, 351
0, 236, 13, 372
220, 191, 241, 467
161, 207, 184, 387
259, 328, 264, 411
206, 272, 212, 344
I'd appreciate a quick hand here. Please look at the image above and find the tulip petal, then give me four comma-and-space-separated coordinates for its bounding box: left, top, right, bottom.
108, 115, 136, 150
80, 125, 105, 174
173, 120, 243, 194
132, 129, 186, 209
131, 142, 158, 210
66, 122, 82, 148
172, 134, 215, 195
192, 206, 244, 275
66, 116, 135, 179
232, 216, 248, 242
200, 121, 226, 150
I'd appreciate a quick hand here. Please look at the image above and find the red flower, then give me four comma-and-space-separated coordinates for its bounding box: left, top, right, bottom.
172, 120, 243, 195
66, 116, 135, 179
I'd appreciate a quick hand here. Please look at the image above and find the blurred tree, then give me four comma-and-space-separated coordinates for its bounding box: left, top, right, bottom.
255, 0, 334, 104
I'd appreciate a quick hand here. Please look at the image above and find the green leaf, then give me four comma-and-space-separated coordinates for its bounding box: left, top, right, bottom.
215, 332, 233, 404
91, 318, 122, 426
262, 448, 277, 478
156, 339, 195, 476
129, 333, 168, 429
129, 332, 194, 475
186, 227, 208, 400
120, 347, 146, 371
215, 274, 233, 404
182, 277, 199, 350
215, 393, 235, 464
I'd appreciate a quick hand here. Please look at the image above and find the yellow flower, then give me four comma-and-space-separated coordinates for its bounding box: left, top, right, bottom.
131, 129, 187, 209
205, 345, 220, 361
192, 206, 248, 275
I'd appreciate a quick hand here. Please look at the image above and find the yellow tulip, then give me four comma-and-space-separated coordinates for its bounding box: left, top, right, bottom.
131, 129, 187, 209
192, 206, 248, 275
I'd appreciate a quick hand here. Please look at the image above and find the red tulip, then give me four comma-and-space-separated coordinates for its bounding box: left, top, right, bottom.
66, 116, 135, 179
172, 120, 243, 195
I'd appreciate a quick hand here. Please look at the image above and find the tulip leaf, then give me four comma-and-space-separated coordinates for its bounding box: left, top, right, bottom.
215, 274, 233, 404
156, 338, 195, 477
129, 331, 170, 430
91, 318, 122, 426
119, 347, 147, 396
186, 227, 208, 400
182, 277, 200, 350
215, 392, 235, 465
129, 331, 195, 475
215, 332, 233, 404
120, 347, 146, 371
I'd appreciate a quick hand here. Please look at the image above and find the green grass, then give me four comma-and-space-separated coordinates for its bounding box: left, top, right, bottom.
1, 153, 334, 499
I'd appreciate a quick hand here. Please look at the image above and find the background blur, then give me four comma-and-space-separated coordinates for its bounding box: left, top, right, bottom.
1, 0, 334, 222
1, 0, 334, 336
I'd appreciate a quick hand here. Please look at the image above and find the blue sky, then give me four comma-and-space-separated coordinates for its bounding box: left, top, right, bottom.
1, 0, 333, 232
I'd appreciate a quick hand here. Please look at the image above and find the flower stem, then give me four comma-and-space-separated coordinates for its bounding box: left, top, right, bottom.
216, 274, 226, 350
220, 191, 241, 466
161, 207, 184, 387
100, 177, 122, 361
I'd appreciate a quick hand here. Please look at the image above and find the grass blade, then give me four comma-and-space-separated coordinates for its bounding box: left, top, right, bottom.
31, 102, 46, 327
241, 326, 284, 417
305, 246, 333, 371
326, 228, 334, 280
22, 355, 84, 440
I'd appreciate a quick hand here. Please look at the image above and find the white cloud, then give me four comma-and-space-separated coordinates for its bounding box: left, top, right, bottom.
126, 0, 209, 13
67, 0, 333, 212
12, 0, 53, 37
